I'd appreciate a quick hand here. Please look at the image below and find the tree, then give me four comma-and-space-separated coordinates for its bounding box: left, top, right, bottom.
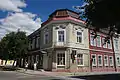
0, 31, 28, 66
75, 0, 120, 39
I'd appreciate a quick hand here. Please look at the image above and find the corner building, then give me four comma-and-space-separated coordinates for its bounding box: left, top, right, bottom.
40, 9, 90, 72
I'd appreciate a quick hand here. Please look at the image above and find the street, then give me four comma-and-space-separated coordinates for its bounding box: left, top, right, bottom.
0, 71, 66, 80
71, 73, 120, 80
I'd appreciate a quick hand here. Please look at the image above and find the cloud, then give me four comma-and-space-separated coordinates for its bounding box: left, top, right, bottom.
0, 12, 41, 35
0, 0, 42, 39
0, 0, 26, 12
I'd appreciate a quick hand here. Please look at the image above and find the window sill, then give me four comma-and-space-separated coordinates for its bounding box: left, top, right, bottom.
77, 65, 84, 66
76, 42, 84, 45
57, 65, 65, 66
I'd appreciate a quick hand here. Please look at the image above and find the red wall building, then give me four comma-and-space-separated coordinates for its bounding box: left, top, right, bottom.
89, 29, 116, 72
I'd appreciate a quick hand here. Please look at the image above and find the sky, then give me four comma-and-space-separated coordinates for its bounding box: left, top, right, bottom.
0, 0, 84, 39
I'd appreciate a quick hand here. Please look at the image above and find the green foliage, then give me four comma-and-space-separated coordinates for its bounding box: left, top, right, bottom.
0, 31, 28, 60
80, 0, 120, 35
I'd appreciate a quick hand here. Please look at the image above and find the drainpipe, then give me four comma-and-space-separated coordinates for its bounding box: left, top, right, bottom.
111, 37, 117, 72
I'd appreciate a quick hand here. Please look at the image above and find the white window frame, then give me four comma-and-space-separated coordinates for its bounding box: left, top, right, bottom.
104, 55, 108, 66
102, 37, 107, 48
117, 57, 120, 66
44, 32, 49, 44
96, 36, 101, 47
57, 29, 66, 42
91, 54, 97, 66
108, 39, 112, 49
90, 34, 96, 46
109, 56, 113, 66
56, 51, 65, 66
98, 55, 103, 66
114, 39, 119, 50
76, 31, 83, 43
77, 54, 84, 66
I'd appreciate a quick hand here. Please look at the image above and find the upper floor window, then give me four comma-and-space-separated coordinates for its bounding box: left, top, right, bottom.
96, 36, 101, 47
102, 37, 107, 48
77, 54, 83, 65
58, 30, 64, 42
44, 32, 49, 44
77, 32, 82, 43
108, 39, 112, 49
36, 37, 40, 48
32, 38, 35, 49
90, 35, 96, 46
114, 39, 119, 50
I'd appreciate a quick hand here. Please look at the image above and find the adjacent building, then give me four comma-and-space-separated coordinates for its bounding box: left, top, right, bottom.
89, 29, 115, 72
113, 36, 120, 71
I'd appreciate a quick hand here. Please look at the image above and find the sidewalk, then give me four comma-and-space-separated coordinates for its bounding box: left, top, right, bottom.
16, 68, 120, 77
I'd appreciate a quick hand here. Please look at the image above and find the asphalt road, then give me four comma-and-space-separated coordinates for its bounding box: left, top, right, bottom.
0, 71, 66, 80
70, 73, 120, 80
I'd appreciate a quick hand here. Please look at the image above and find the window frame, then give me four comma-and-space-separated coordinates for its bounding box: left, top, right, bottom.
104, 55, 109, 66
98, 55, 103, 66
91, 54, 97, 66
77, 54, 84, 66
96, 36, 101, 47
76, 31, 83, 43
109, 56, 113, 66
44, 32, 49, 44
90, 34, 96, 46
102, 37, 107, 48
117, 57, 120, 66
56, 51, 65, 66
57, 29, 66, 43
114, 39, 119, 50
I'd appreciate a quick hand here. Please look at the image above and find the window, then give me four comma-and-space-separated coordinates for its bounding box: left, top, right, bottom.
108, 40, 112, 49
36, 37, 40, 48
117, 57, 120, 65
28, 41, 31, 50
109, 56, 113, 66
58, 30, 64, 42
104, 55, 108, 66
102, 37, 107, 48
90, 35, 96, 46
91, 54, 96, 66
32, 38, 35, 49
77, 54, 83, 65
97, 36, 101, 47
71, 50, 76, 63
114, 39, 119, 50
44, 32, 49, 44
57, 52, 65, 66
98, 55, 102, 66
77, 32, 82, 43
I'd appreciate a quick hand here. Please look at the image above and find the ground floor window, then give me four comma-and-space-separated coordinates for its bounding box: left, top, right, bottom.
117, 57, 120, 65
77, 54, 83, 65
98, 55, 102, 66
109, 56, 113, 66
91, 54, 97, 66
57, 52, 65, 66
104, 55, 108, 66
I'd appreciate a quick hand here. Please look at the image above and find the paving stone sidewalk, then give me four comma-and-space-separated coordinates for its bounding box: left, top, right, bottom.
16, 68, 120, 77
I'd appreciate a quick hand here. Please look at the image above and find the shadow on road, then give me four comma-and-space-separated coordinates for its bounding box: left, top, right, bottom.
70, 74, 120, 80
